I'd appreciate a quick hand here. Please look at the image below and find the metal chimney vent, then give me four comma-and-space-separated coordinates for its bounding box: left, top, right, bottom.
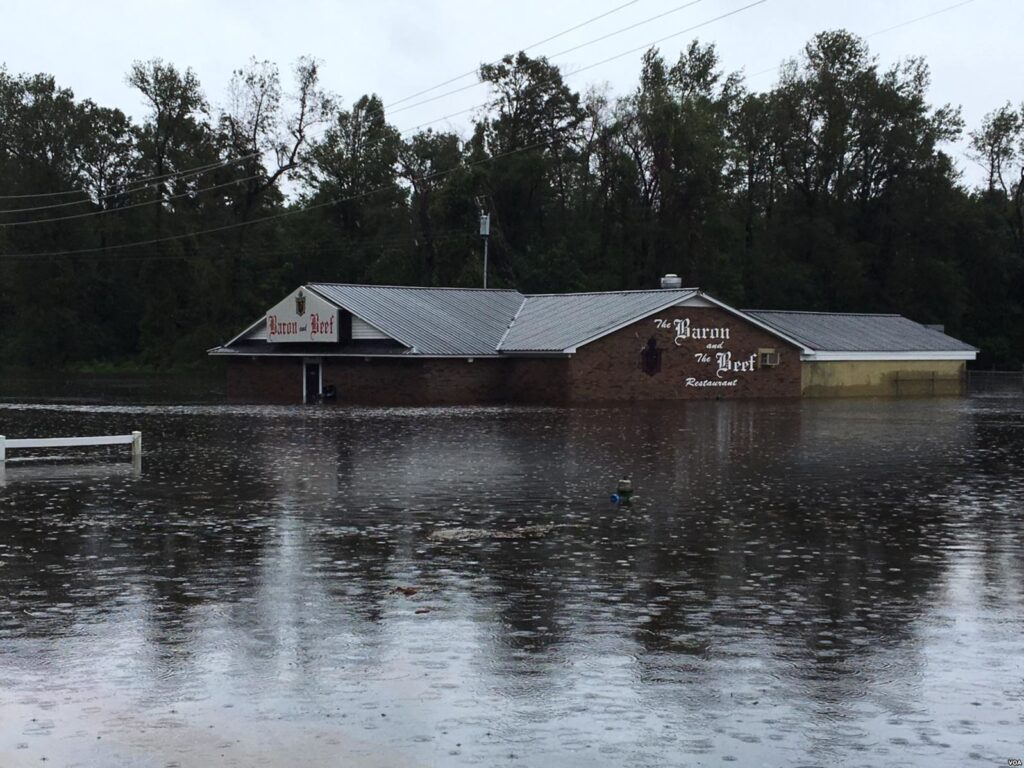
660, 273, 683, 289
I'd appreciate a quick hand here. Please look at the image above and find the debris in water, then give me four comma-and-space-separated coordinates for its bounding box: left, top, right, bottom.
429, 523, 557, 542
610, 478, 635, 505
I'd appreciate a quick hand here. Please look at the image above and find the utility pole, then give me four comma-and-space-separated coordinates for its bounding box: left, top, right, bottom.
480, 213, 490, 288
476, 196, 490, 288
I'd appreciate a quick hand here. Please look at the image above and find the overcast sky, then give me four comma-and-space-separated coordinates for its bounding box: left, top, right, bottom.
1, 0, 1018, 186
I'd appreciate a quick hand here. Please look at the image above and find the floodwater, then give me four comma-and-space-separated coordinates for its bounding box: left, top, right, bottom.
0, 396, 1022, 767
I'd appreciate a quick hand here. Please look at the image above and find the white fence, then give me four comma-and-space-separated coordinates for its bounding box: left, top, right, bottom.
0, 431, 141, 468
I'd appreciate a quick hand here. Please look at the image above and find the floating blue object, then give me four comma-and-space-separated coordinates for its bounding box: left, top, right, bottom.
611, 478, 634, 505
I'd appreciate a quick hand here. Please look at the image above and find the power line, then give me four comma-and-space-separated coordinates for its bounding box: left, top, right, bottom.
27, 230, 477, 263
384, 0, 644, 110
0, 140, 552, 259
0, 172, 264, 227
565, 1, 767, 78
866, 0, 975, 38
0, 2, 643, 204
0, 154, 260, 204
383, 0, 709, 120
395, 0, 769, 135
741, 0, 977, 82
0, 0, 771, 258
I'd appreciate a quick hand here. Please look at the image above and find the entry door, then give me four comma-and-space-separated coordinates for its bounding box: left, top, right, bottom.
304, 361, 321, 404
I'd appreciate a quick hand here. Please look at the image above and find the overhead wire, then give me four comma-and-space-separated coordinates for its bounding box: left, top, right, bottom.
0, 0, 770, 243
0, 139, 554, 259
0, 172, 265, 227
0, 153, 260, 204
384, 0, 645, 109
865, 0, 976, 39
395, 0, 768, 135
0, 0, 644, 203
741, 0, 978, 82
34, 229, 478, 263
382, 0, 709, 120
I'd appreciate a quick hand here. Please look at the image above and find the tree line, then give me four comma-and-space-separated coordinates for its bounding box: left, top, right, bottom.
0, 31, 1021, 370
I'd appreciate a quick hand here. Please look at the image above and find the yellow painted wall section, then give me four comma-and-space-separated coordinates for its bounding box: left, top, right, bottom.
801, 360, 966, 397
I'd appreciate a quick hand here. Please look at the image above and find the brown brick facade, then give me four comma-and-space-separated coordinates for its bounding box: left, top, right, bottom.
565, 306, 802, 401
227, 357, 303, 404
322, 357, 510, 405
225, 306, 802, 404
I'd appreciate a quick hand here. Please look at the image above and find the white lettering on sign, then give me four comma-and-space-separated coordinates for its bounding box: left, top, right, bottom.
685, 378, 739, 387
653, 315, 764, 390
666, 317, 730, 346
265, 287, 340, 343
715, 351, 757, 379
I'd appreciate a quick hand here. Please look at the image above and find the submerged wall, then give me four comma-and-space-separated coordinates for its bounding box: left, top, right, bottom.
801, 360, 967, 397
224, 306, 807, 404
226, 357, 302, 404
224, 315, 968, 404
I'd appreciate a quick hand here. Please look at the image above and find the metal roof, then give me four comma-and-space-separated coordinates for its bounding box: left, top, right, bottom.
308, 283, 525, 356
498, 289, 698, 353
215, 283, 978, 359
744, 310, 979, 353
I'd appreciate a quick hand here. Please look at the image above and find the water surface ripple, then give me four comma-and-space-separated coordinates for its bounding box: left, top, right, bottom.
1, 397, 1022, 767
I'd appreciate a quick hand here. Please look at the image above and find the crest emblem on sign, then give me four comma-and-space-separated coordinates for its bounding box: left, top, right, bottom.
295, 290, 306, 316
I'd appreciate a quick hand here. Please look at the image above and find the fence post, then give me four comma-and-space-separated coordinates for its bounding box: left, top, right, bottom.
131, 431, 142, 459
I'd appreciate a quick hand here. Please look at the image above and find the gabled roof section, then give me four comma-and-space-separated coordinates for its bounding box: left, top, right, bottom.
744, 310, 979, 354
308, 283, 525, 356
497, 289, 698, 353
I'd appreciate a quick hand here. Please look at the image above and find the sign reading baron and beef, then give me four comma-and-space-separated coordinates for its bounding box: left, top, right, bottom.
266, 288, 338, 343
654, 316, 757, 388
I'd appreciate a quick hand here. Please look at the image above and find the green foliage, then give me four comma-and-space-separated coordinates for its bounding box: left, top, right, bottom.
0, 32, 1022, 371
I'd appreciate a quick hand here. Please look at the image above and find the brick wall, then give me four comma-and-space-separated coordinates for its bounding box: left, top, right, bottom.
226, 357, 301, 403
505, 358, 571, 404
321, 357, 509, 405
224, 306, 803, 404
566, 306, 802, 401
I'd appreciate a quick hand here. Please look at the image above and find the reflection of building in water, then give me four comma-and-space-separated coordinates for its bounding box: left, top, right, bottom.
211, 277, 978, 405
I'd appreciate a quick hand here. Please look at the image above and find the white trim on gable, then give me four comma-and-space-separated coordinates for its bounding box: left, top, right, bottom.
221, 317, 267, 348
691, 293, 814, 353
562, 290, 813, 354
219, 284, 409, 351
304, 284, 411, 350
674, 295, 716, 308
561, 291, 699, 353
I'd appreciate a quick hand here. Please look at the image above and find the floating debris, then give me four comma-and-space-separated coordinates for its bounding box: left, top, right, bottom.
610, 477, 636, 505
429, 523, 558, 542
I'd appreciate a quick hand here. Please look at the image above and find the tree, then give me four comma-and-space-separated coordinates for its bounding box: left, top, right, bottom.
398, 129, 466, 285
296, 94, 405, 282
219, 56, 333, 219
971, 103, 1024, 256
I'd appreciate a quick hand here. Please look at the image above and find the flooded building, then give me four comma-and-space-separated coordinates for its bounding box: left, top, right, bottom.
209, 279, 978, 404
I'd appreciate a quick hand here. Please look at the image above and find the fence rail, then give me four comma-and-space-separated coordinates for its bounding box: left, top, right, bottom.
0, 432, 141, 467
